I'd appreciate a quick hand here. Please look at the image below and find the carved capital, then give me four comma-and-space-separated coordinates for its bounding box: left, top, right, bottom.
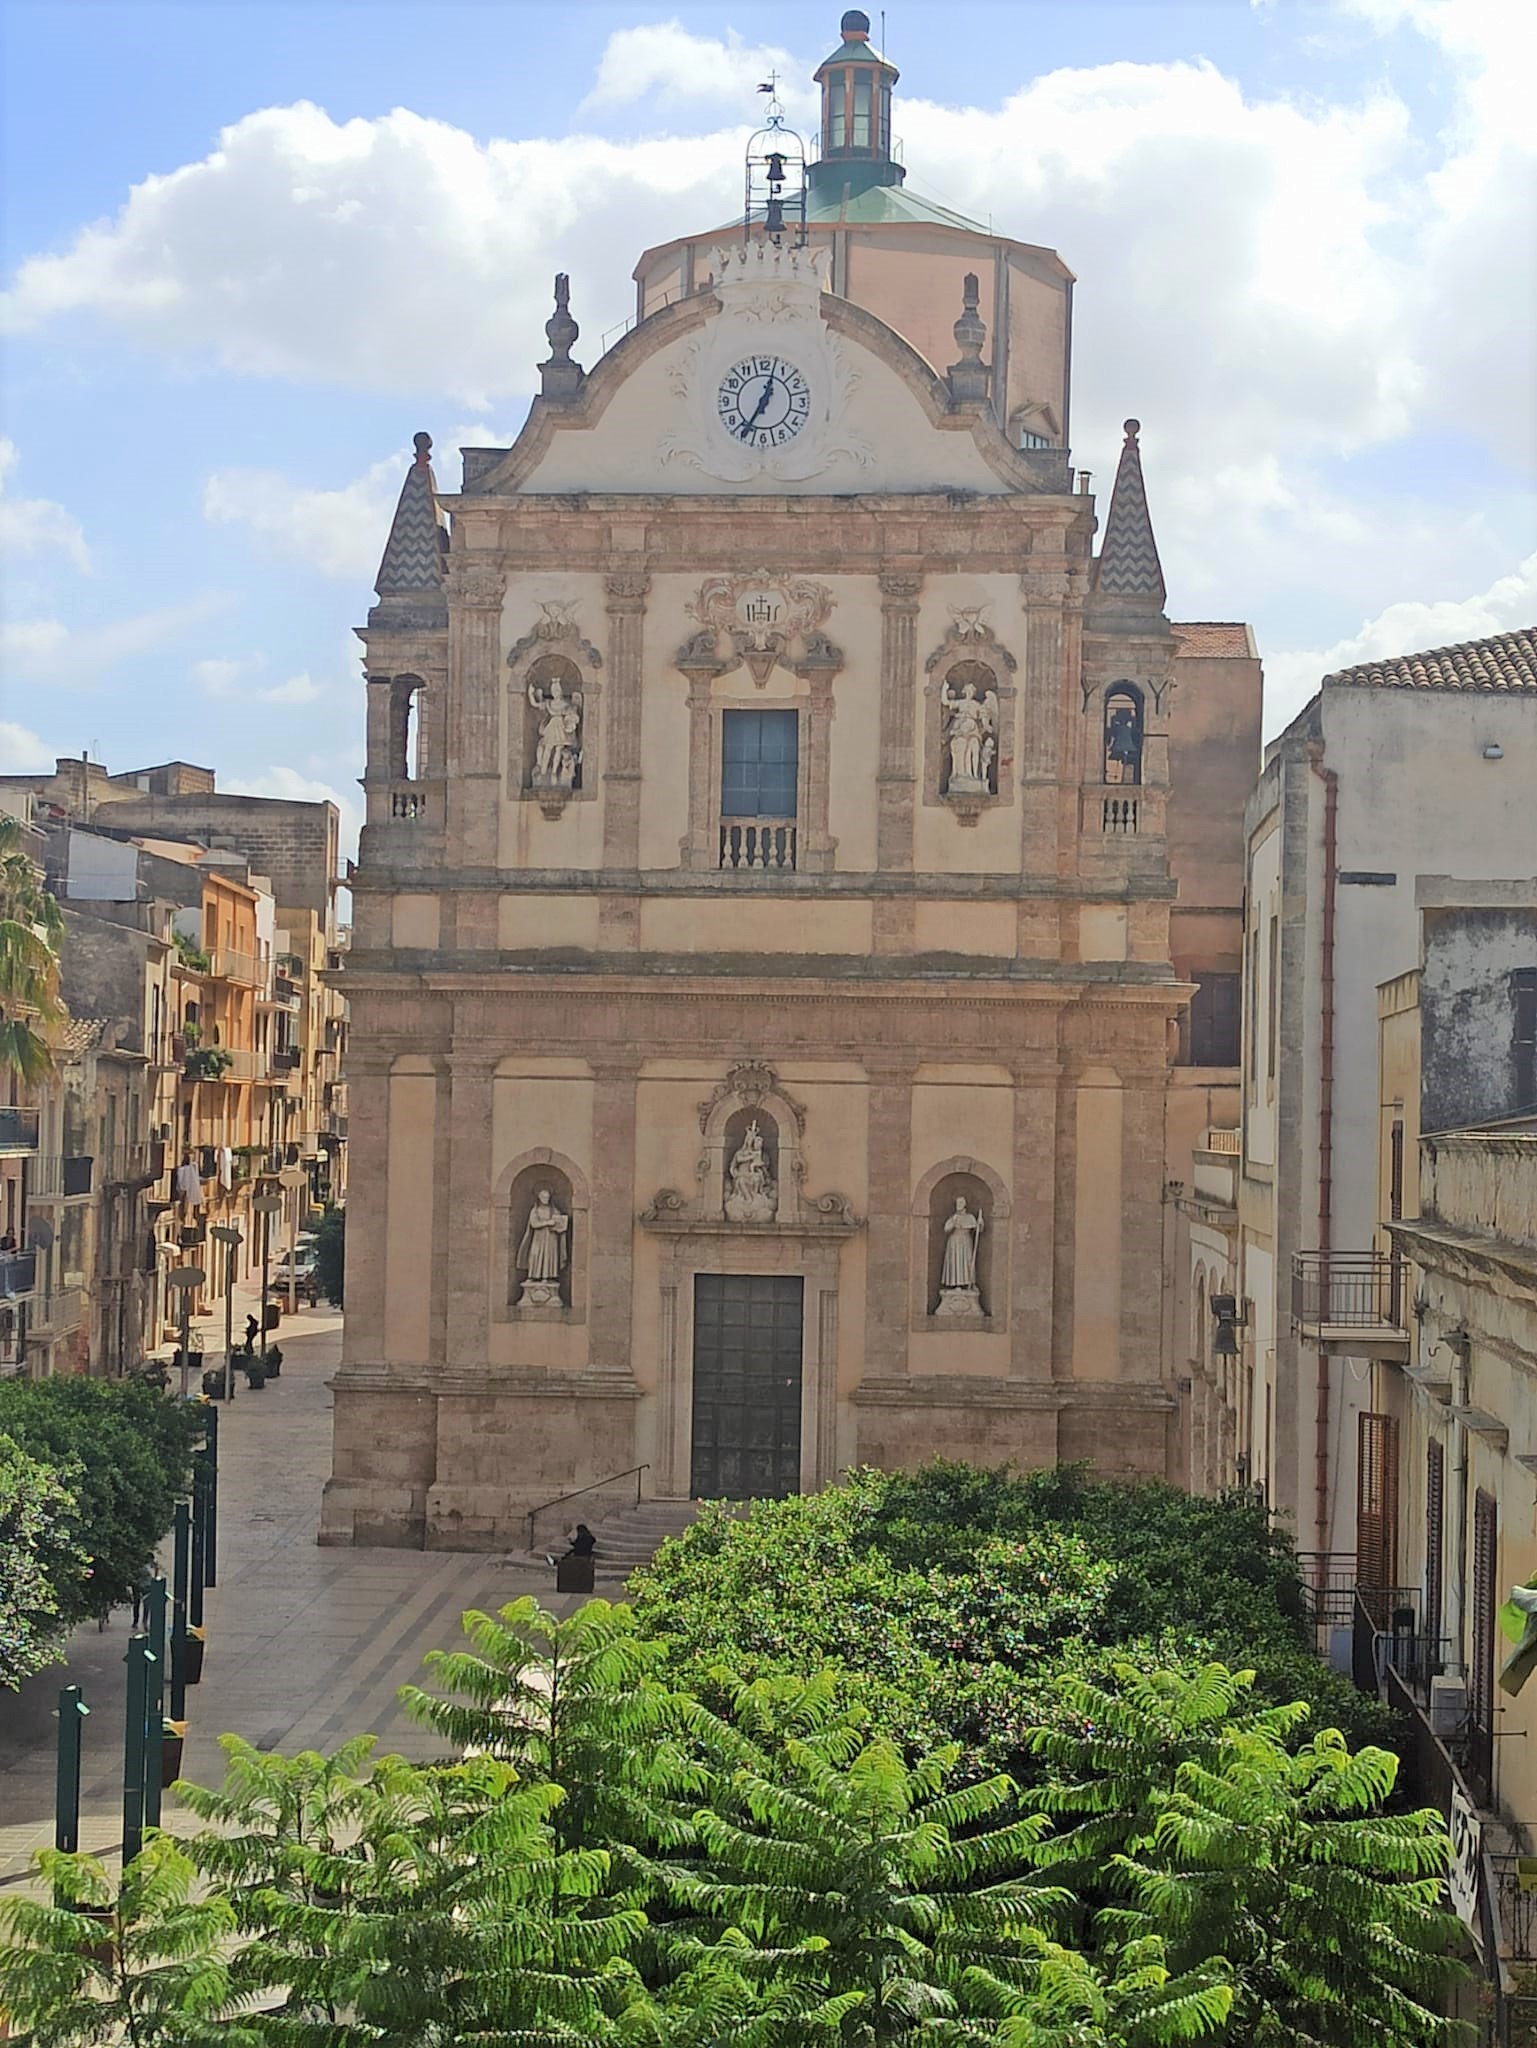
879, 570, 924, 605
448, 561, 505, 610
1020, 564, 1070, 607
604, 572, 650, 608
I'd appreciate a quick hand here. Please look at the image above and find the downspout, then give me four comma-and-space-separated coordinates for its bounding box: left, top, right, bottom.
1307, 745, 1337, 1558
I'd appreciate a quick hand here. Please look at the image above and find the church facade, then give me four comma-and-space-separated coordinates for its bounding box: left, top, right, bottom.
322, 11, 1261, 1548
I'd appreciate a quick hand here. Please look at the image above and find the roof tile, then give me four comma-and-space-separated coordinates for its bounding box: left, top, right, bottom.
1322, 627, 1537, 693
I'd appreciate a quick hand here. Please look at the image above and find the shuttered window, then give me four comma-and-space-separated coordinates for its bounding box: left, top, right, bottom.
1470, 1488, 1499, 1803
1356, 1410, 1399, 1596
1425, 1437, 1445, 1653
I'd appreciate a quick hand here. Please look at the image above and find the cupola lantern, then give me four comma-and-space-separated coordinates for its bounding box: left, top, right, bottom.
809, 8, 904, 200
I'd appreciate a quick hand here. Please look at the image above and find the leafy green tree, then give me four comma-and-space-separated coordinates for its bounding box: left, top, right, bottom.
1027, 1661, 1467, 2047
0, 1431, 81, 1687
969, 1933, 1233, 2048
0, 1836, 261, 2047
0, 813, 65, 1085
401, 1595, 700, 1860
0, 1376, 202, 1624
312, 1205, 344, 1308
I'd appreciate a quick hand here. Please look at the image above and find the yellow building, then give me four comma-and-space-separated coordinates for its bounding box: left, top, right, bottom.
324, 13, 1262, 1549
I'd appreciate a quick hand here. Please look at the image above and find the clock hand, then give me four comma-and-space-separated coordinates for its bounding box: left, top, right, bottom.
744, 377, 776, 427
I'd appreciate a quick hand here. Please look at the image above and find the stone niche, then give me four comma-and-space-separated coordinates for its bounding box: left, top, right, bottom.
910, 1156, 1011, 1330
494, 1148, 589, 1323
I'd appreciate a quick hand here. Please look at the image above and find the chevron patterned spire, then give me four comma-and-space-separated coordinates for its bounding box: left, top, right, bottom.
1095, 418, 1165, 604
374, 432, 448, 598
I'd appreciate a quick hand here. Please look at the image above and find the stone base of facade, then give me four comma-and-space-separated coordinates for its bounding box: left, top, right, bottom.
320, 1367, 1176, 1550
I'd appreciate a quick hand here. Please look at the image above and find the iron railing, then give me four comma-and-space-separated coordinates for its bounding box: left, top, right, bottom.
29, 1154, 94, 1200
525, 1465, 649, 1558
1292, 1251, 1407, 1330
0, 1249, 38, 1299
1295, 1551, 1359, 1634
0, 1106, 41, 1153
32, 1287, 84, 1337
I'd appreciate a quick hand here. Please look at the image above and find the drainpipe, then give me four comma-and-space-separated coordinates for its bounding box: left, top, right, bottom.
1307, 745, 1338, 1558
1448, 1325, 1472, 1679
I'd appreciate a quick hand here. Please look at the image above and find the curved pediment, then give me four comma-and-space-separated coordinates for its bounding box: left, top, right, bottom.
455, 246, 1045, 500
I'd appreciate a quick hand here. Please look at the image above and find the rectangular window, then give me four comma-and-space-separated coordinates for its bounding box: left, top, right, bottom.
1425, 1437, 1444, 1654
1187, 973, 1241, 1067
1516, 968, 1536, 1111
721, 710, 798, 818
852, 74, 872, 147
1247, 921, 1260, 1103
1265, 914, 1279, 1091
1356, 1409, 1399, 1597
1470, 1489, 1498, 1803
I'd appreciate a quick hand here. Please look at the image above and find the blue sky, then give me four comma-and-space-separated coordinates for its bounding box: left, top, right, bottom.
2, 0, 1533, 852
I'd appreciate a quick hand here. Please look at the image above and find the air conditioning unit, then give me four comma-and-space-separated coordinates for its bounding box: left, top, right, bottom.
1429, 1674, 1468, 1736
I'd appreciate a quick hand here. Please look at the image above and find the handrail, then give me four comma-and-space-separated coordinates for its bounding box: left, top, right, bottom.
525, 1465, 649, 1554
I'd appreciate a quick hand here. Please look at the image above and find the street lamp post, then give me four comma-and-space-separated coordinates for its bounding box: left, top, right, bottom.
166, 1264, 205, 1401
210, 1223, 242, 1401
252, 1194, 282, 1372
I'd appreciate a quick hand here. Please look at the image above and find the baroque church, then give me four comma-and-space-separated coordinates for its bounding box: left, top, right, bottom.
322, 11, 1263, 1549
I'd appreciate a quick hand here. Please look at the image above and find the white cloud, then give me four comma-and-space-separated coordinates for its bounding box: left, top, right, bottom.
193, 653, 320, 705
0, 721, 57, 772
1263, 547, 1537, 725
203, 456, 403, 580
0, 596, 222, 682
0, 439, 90, 569
582, 23, 811, 120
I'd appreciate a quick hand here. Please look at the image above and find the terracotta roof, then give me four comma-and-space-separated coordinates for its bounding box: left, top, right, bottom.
58, 1017, 108, 1058
1094, 419, 1165, 605
1173, 622, 1254, 657
1322, 628, 1537, 693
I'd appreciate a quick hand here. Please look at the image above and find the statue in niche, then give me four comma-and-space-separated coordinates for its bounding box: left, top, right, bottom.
1104, 693, 1143, 785
935, 1195, 985, 1315
940, 671, 999, 797
724, 1119, 777, 1222
528, 672, 583, 790
516, 1188, 570, 1306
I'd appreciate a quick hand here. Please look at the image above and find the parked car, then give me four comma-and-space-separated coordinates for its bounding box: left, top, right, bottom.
274, 1246, 320, 1305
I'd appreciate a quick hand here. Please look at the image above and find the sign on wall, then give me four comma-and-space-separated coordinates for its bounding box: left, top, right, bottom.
1447, 1780, 1482, 1934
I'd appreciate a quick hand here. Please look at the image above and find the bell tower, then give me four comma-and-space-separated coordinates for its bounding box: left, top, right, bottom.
809, 8, 903, 200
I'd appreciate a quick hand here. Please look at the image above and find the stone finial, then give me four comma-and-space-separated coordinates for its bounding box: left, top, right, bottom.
540, 272, 585, 399
412, 431, 432, 467
946, 272, 990, 404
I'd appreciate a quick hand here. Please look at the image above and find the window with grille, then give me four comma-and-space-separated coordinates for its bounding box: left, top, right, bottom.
1356, 1410, 1399, 1596
1186, 973, 1241, 1067
1516, 968, 1536, 1110
1470, 1488, 1498, 1803
721, 711, 798, 818
1425, 1437, 1444, 1653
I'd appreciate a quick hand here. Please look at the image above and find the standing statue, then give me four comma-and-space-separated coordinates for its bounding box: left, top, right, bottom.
1105, 700, 1142, 785
516, 1188, 570, 1307
935, 1194, 985, 1315
724, 1119, 777, 1222
941, 676, 999, 796
529, 674, 583, 789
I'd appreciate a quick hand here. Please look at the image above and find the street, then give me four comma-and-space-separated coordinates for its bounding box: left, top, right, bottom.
0, 1289, 577, 1886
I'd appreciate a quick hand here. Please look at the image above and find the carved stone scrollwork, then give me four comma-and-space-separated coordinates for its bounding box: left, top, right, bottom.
448, 561, 505, 609
604, 571, 650, 607
677, 571, 843, 688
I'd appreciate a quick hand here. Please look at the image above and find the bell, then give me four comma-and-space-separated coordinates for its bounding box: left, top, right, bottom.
766, 151, 787, 185
1212, 1317, 1240, 1359
764, 197, 785, 234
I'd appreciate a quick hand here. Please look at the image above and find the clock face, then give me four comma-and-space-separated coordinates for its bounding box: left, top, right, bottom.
717, 354, 813, 450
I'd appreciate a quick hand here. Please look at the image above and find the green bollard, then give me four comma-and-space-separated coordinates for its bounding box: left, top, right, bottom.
142, 1577, 168, 1827
190, 1454, 207, 1630
55, 1684, 89, 1854
204, 1406, 219, 1587
169, 1593, 188, 1722
122, 1634, 153, 1867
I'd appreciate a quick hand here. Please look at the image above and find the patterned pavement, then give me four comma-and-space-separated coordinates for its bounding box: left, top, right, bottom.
0, 1294, 578, 1887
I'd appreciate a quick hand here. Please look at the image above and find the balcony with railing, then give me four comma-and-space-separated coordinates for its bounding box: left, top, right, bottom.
719, 819, 797, 872
101, 1139, 166, 1187
1080, 785, 1168, 839
1291, 1251, 1410, 1359
29, 1153, 94, 1201
209, 946, 262, 986
271, 1045, 302, 1073
0, 1249, 38, 1300
0, 1106, 41, 1154
32, 1286, 84, 1337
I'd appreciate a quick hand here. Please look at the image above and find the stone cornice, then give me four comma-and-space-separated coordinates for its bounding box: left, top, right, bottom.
349, 865, 1178, 904
851, 1376, 1176, 1411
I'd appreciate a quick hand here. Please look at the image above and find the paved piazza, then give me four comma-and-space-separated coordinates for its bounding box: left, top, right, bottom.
0, 1292, 580, 1887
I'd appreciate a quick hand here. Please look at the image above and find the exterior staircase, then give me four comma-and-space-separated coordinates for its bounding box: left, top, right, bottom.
588, 1498, 706, 1577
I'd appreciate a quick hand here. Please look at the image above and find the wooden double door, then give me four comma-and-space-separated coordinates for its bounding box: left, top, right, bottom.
690, 1275, 803, 1500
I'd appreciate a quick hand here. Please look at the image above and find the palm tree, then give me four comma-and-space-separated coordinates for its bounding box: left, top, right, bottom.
0, 813, 65, 1086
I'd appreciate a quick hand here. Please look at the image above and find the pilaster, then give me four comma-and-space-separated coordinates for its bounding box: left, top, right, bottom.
443, 1054, 498, 1371
601, 572, 649, 921
1010, 1060, 1059, 1379
875, 570, 922, 950
863, 1053, 916, 1376
338, 1052, 390, 1367
588, 1057, 640, 1377
445, 561, 504, 948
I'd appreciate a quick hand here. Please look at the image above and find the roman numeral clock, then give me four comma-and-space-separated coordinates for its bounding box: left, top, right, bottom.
717, 355, 813, 450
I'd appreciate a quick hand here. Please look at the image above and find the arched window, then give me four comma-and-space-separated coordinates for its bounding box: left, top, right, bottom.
1103, 683, 1143, 787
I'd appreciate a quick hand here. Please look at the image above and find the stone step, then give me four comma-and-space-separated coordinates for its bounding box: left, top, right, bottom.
582, 1497, 712, 1574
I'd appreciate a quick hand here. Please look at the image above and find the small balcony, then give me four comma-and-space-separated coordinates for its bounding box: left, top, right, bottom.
0, 1106, 41, 1155
1291, 1251, 1410, 1360
209, 946, 262, 985
720, 818, 797, 872
101, 1139, 166, 1188
388, 782, 431, 822
29, 1154, 95, 1201
1080, 784, 1168, 839
271, 1046, 302, 1073
0, 1249, 38, 1301
32, 1286, 84, 1337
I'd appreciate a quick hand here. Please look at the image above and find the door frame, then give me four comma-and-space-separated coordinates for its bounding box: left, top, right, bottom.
651, 1232, 843, 1498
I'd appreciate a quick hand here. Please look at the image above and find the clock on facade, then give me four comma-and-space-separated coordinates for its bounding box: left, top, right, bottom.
717, 355, 812, 450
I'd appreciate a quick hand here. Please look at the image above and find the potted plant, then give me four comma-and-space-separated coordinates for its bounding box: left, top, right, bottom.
262, 1344, 283, 1380
159, 1719, 185, 1787
243, 1358, 266, 1390
182, 1627, 206, 1685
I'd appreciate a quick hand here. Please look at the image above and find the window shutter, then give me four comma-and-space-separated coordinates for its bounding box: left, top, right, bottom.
1425, 1437, 1445, 1652
1356, 1409, 1399, 1596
